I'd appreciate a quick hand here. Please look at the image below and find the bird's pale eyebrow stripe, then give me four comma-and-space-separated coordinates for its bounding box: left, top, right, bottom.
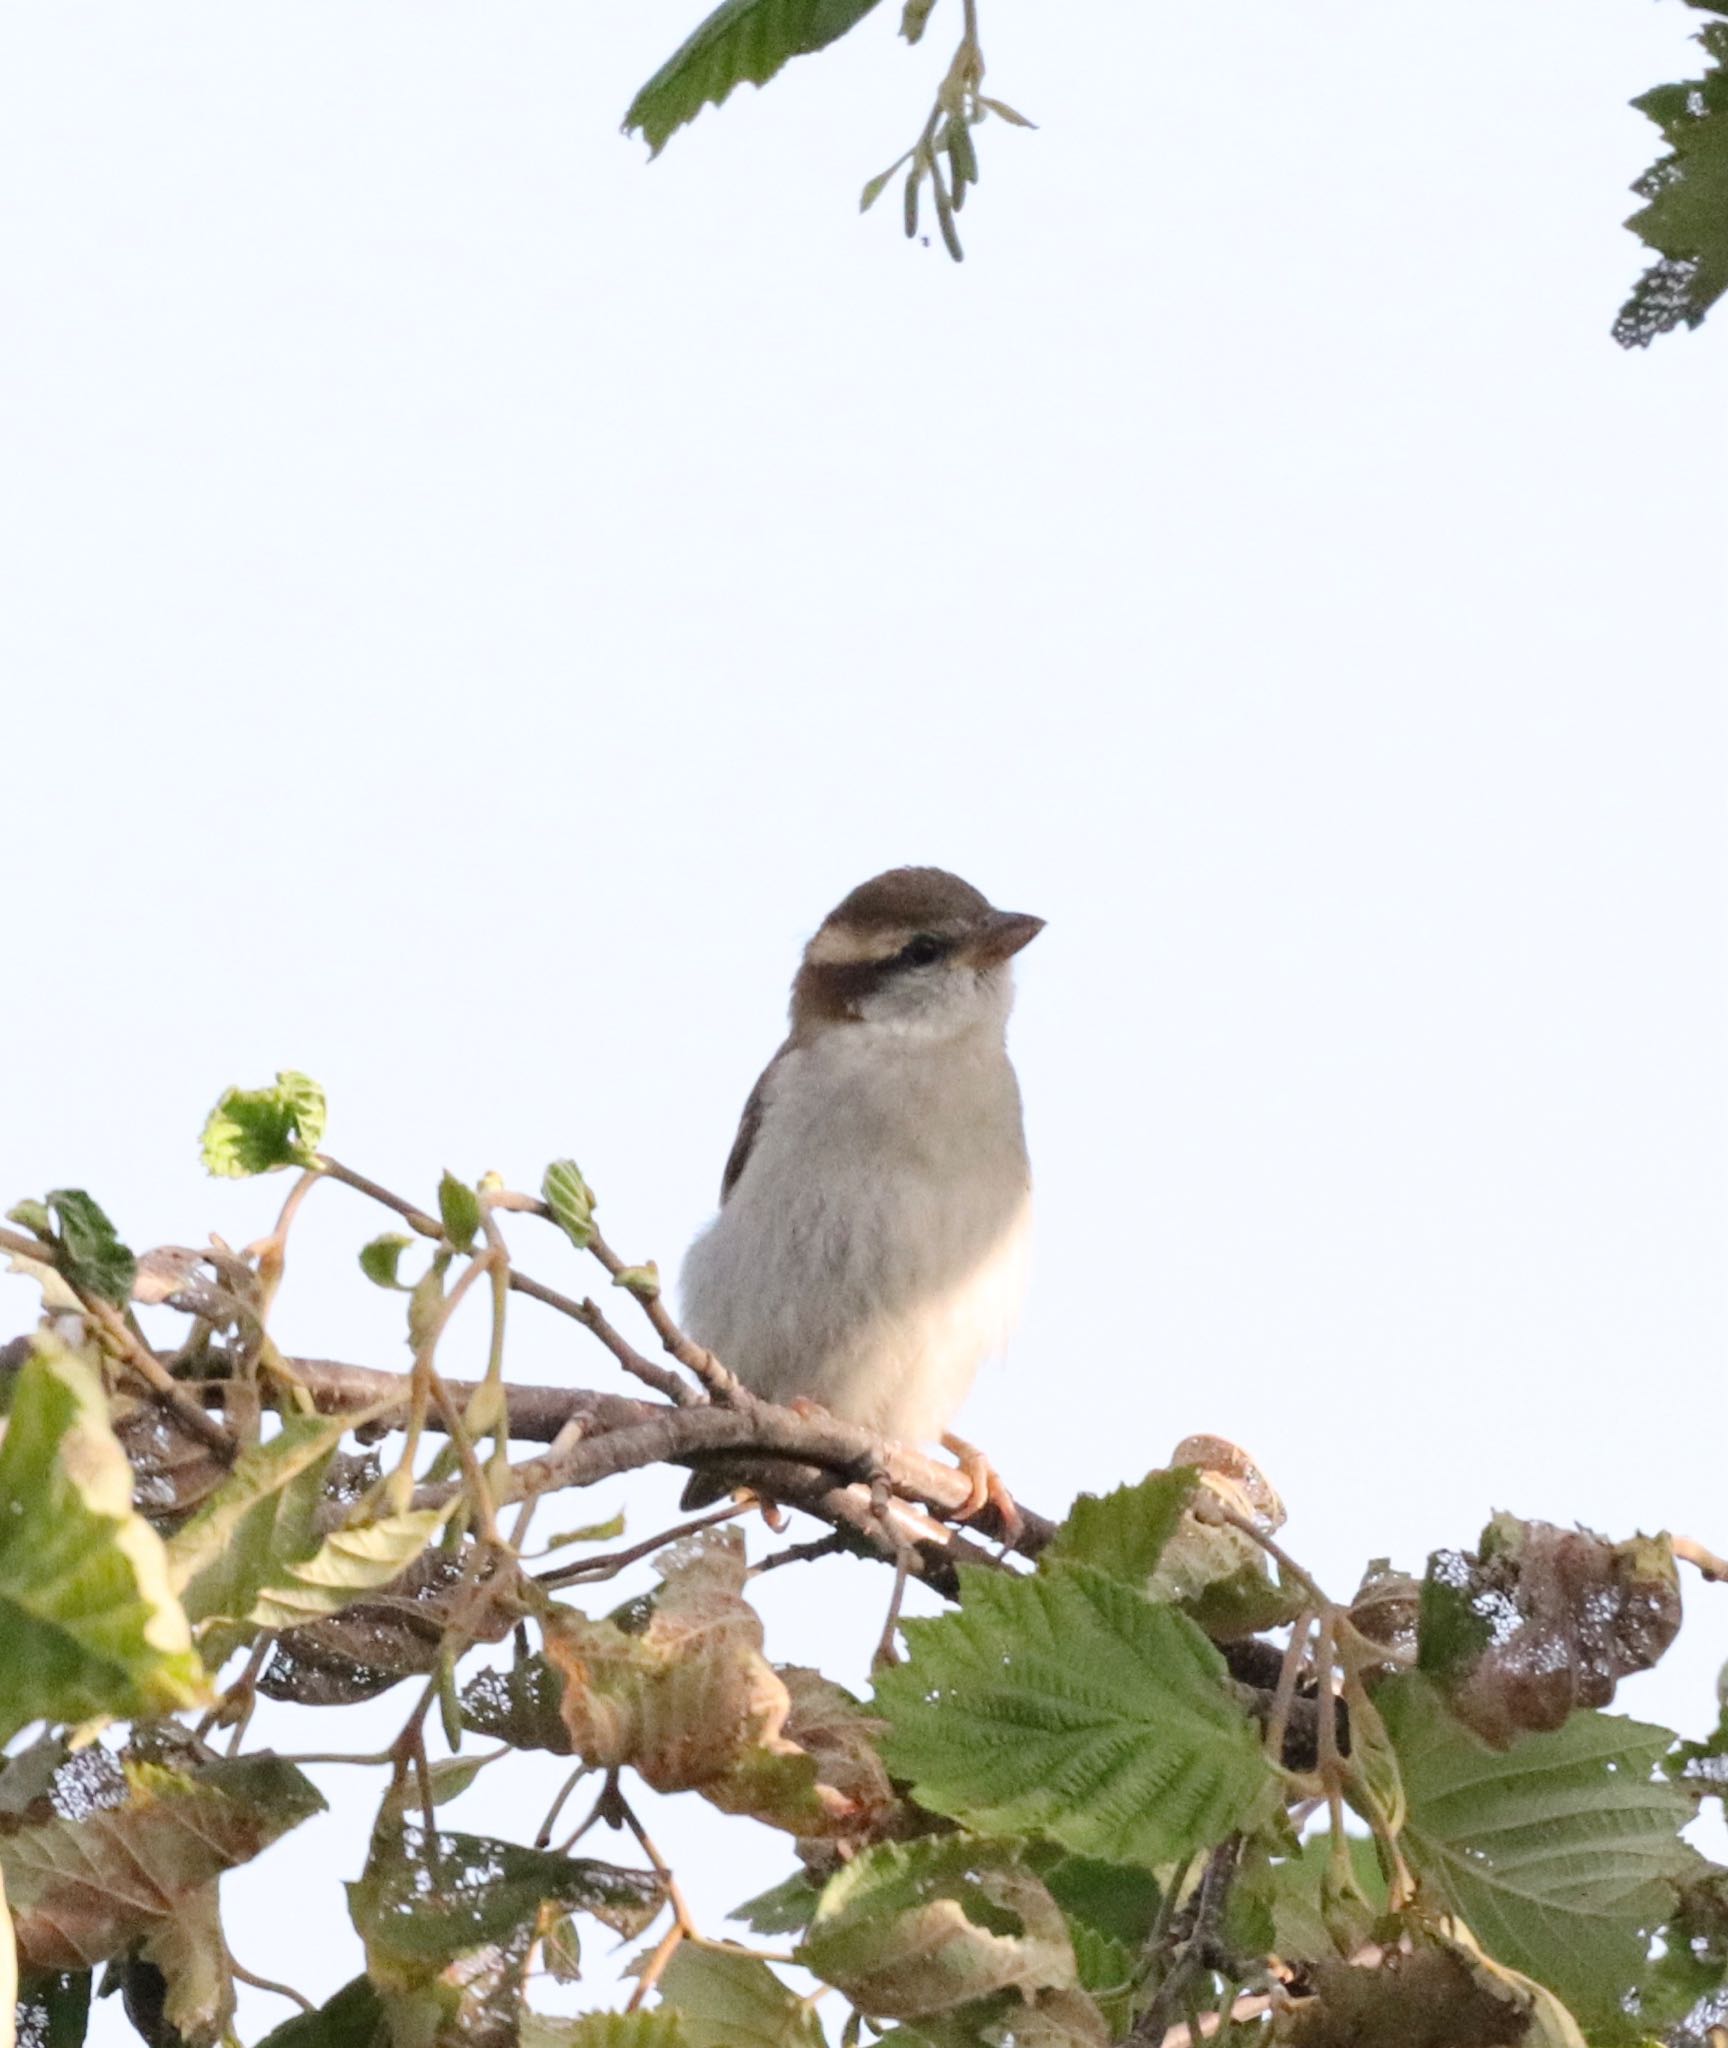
805, 922, 915, 966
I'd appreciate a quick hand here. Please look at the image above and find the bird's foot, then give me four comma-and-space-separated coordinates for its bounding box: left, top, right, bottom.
941, 1433, 1023, 1546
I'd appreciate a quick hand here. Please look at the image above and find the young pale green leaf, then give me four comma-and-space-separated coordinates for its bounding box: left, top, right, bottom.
437, 1171, 483, 1253
542, 1159, 598, 1249
657, 1944, 824, 2047
1616, 20, 1728, 346
43, 1189, 136, 1305
860, 151, 913, 212
624, 0, 887, 158
612, 1262, 661, 1301
876, 1564, 1278, 1870
799, 1838, 1076, 2021
247, 1502, 453, 1631
406, 1261, 447, 1351
544, 1510, 628, 1551
0, 1339, 205, 1743
166, 1411, 349, 1628
4, 1754, 323, 1971
1381, 1672, 1703, 2024
359, 1233, 416, 1290
898, 0, 937, 42
5, 1198, 51, 1237
200, 1071, 327, 1177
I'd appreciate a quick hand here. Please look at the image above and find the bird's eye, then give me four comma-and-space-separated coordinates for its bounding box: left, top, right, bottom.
901, 934, 945, 967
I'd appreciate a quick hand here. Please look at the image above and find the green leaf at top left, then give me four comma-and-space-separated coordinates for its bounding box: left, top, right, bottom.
0, 1338, 206, 1743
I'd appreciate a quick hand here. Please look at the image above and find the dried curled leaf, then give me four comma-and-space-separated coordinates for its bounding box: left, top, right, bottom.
1, 1753, 323, 1972
1418, 1513, 1681, 1745
544, 1529, 892, 1839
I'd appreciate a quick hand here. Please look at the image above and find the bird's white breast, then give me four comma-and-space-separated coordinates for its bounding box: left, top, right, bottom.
679, 1019, 1032, 1445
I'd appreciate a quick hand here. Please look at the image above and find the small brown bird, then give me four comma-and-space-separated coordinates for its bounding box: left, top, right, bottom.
679, 866, 1042, 1515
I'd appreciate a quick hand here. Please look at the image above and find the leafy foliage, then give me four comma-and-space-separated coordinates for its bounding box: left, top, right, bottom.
200, 1071, 327, 1177
6, 1068, 1728, 2046
623, 0, 886, 157
1617, 8, 1728, 345
0, 1340, 205, 1744
875, 1563, 1278, 1867
1382, 1673, 1704, 2026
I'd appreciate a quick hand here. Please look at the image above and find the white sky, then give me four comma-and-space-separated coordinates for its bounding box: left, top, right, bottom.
3, 1, 1725, 2036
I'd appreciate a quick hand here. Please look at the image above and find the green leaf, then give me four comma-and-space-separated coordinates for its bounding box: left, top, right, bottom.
359, 1234, 416, 1290
1380, 1672, 1703, 2024
379, 1753, 491, 1820
0, 1339, 205, 1743
1617, 19, 1728, 345
542, 1160, 598, 1250
799, 1838, 1075, 2021
200, 1071, 327, 1177
350, 1823, 661, 2043
460, 1651, 577, 1755
133, 1881, 234, 2047
5, 1199, 52, 1238
624, 0, 888, 158
255, 1975, 389, 2048
613, 1263, 661, 1302
730, 1871, 822, 1937
166, 1411, 349, 1628
523, 2016, 688, 2048
657, 1944, 823, 2047
1042, 1468, 1199, 1585
437, 1173, 483, 1254
12, 1970, 91, 2048
42, 1190, 136, 1306
544, 1510, 628, 1551
4, 1754, 323, 1971
875, 1563, 1278, 1869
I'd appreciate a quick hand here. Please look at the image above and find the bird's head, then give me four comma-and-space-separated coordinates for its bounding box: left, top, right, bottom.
790, 866, 1044, 1040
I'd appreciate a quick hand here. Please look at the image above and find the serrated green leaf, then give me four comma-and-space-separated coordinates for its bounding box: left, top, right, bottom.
248, 1503, 453, 1630
875, 1564, 1277, 1870
524, 2015, 688, 2048
166, 1411, 348, 1629
200, 1072, 327, 1177
1617, 20, 1728, 344
1042, 1468, 1199, 1586
542, 1160, 598, 1250
624, 0, 887, 157
800, 1838, 1075, 2021
359, 1234, 415, 1290
437, 1173, 483, 1254
656, 1946, 821, 2046
1381, 1673, 1703, 2024
0, 1339, 205, 1742
42, 1190, 136, 1306
4, 1754, 323, 1971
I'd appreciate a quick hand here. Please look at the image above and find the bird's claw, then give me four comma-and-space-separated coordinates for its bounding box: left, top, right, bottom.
941, 1433, 1023, 1546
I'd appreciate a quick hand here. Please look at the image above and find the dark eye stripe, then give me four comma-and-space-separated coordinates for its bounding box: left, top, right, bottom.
896, 933, 947, 968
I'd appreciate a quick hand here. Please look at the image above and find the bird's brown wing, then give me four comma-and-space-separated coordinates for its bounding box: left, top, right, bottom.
718, 1042, 789, 1204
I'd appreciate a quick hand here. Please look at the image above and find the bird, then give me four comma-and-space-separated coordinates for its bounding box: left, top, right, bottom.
678, 865, 1043, 1524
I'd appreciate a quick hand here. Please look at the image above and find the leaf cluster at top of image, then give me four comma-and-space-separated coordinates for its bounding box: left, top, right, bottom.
624, 0, 1728, 337
4, 1069, 1728, 2048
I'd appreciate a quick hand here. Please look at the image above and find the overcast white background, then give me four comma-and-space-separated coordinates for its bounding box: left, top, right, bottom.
3, 0, 1724, 2036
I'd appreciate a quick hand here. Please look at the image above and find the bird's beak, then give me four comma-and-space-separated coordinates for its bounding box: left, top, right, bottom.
962, 910, 1046, 967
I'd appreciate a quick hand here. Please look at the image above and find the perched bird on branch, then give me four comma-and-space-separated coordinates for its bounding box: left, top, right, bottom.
679, 865, 1042, 1522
